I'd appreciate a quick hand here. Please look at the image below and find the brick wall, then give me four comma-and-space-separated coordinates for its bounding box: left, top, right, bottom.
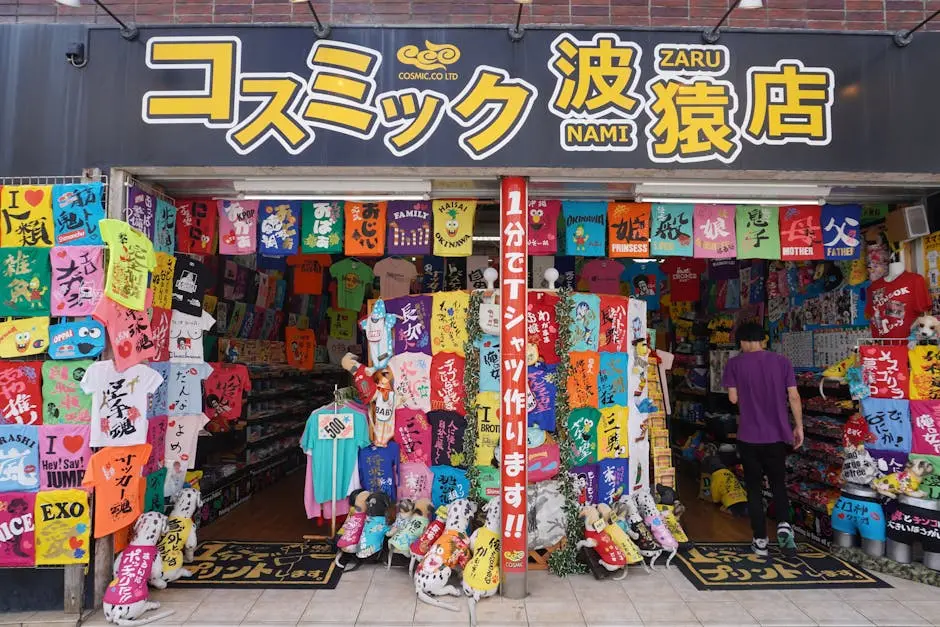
3, 0, 939, 32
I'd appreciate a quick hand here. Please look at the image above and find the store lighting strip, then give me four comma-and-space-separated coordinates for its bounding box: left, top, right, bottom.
636, 196, 825, 206
472, 235, 501, 242
242, 194, 430, 202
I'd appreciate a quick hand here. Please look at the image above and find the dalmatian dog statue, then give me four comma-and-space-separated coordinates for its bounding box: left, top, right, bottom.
387, 498, 431, 569
632, 487, 679, 567
103, 512, 175, 626
612, 499, 662, 570
414, 498, 476, 611
463, 499, 501, 626
150, 487, 201, 588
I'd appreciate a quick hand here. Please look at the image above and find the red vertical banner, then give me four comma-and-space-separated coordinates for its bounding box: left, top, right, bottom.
500, 176, 528, 581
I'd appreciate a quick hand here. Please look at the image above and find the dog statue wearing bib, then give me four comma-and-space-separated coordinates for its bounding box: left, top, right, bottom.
414, 498, 475, 611
150, 487, 201, 588
387, 498, 431, 569
104, 512, 175, 626
463, 499, 501, 626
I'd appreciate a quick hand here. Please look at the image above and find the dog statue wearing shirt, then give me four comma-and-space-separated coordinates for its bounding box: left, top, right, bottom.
104, 512, 175, 626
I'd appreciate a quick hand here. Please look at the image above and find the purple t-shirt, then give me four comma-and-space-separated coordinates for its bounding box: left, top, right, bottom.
721, 351, 796, 444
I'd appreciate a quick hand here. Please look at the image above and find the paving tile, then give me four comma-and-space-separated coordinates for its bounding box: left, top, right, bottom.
524, 600, 587, 623
18, 611, 79, 626
355, 595, 416, 624
0, 613, 34, 626
690, 600, 757, 625
186, 589, 261, 624
412, 599, 471, 623
300, 597, 364, 623
632, 600, 698, 623
577, 600, 642, 624
799, 600, 873, 625
243, 588, 316, 623
739, 599, 814, 625
851, 600, 930, 626
728, 590, 788, 603
904, 601, 940, 624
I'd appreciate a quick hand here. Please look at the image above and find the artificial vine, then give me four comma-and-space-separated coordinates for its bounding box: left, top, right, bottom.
548, 287, 587, 576
462, 289, 484, 510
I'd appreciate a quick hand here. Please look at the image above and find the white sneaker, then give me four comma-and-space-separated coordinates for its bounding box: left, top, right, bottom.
752, 537, 769, 557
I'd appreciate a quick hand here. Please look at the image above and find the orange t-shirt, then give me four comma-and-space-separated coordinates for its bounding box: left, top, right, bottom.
82, 444, 152, 538
567, 351, 600, 409
345, 202, 387, 256
288, 254, 332, 295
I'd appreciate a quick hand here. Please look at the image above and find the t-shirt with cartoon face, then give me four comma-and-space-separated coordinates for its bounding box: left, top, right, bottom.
330, 259, 374, 312
172, 255, 210, 317
99, 219, 157, 312
570, 294, 600, 352
621, 261, 666, 311
167, 362, 213, 416
164, 413, 208, 470
81, 360, 163, 447
374, 257, 417, 300
42, 360, 93, 425
0, 425, 40, 492
568, 407, 600, 466
358, 441, 400, 500
82, 444, 151, 538
38, 424, 91, 490
0, 247, 52, 317
581, 259, 625, 295
428, 410, 467, 467
93, 291, 158, 371
0, 362, 43, 425
168, 310, 215, 362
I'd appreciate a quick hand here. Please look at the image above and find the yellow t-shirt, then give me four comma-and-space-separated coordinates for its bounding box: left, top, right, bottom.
475, 392, 500, 465
159, 516, 194, 573
597, 406, 628, 461
605, 523, 643, 564
710, 469, 747, 510
433, 200, 475, 257
431, 291, 469, 355
100, 219, 157, 311
463, 527, 500, 592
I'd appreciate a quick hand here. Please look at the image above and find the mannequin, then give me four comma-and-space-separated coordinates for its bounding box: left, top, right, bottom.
885, 257, 905, 282
865, 253, 930, 338
831, 484, 886, 558
886, 494, 940, 570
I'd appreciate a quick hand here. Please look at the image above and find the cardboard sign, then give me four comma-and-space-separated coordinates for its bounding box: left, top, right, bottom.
317, 413, 354, 440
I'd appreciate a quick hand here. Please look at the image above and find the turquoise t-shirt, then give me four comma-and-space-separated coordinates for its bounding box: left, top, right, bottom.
430, 465, 470, 507
302, 405, 370, 504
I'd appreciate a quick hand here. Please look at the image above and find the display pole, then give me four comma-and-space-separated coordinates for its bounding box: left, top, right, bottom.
499, 176, 528, 599
331, 384, 339, 537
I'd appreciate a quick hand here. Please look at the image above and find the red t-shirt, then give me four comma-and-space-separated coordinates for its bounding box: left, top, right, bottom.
429, 352, 466, 415
865, 271, 929, 338
527, 291, 560, 364
203, 363, 252, 430
581, 259, 625, 295
662, 258, 706, 302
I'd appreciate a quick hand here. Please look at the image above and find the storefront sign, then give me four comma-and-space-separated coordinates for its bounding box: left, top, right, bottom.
499, 176, 528, 575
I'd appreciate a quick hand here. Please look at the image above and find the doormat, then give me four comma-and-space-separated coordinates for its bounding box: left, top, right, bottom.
832, 545, 940, 588
169, 539, 342, 589
675, 542, 890, 590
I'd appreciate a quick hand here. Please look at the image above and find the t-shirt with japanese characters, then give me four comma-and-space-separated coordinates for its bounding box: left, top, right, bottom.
38, 424, 91, 490
166, 362, 213, 416
428, 410, 467, 467
288, 254, 331, 295
172, 255, 210, 317
81, 360, 163, 447
0, 247, 52, 317
581, 259, 625, 295
93, 291, 158, 372
217, 199, 258, 255
358, 441, 400, 500
301, 201, 344, 254
394, 408, 432, 465
0, 361, 43, 425
164, 413, 208, 470
168, 310, 215, 362
430, 465, 470, 507
527, 290, 560, 364
99, 219, 157, 312
399, 462, 433, 501
374, 257, 417, 300
50, 245, 104, 316
865, 271, 930, 339
82, 443, 151, 538
203, 363, 251, 429
327, 307, 357, 341
42, 360, 93, 425
662, 258, 706, 303
330, 259, 374, 312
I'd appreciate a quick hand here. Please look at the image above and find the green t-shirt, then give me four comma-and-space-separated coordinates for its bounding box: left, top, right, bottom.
568, 407, 600, 466
42, 360, 93, 424
476, 466, 500, 502
145, 467, 168, 513
301, 405, 370, 504
0, 247, 51, 317
330, 259, 374, 312
301, 201, 343, 253
327, 307, 357, 341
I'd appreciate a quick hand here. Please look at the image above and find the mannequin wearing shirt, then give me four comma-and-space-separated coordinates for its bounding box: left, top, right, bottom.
866, 257, 929, 339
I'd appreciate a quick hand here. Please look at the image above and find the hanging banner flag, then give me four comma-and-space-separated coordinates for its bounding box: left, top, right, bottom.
175, 199, 218, 255
608, 202, 651, 259
50, 246, 104, 316
345, 201, 387, 256
0, 492, 37, 566
627, 297, 650, 494
736, 206, 780, 260
301, 201, 343, 254
153, 198, 176, 255
258, 200, 300, 256
433, 199, 475, 257
821, 204, 862, 260
387, 201, 431, 255
693, 205, 736, 259
562, 201, 606, 257
217, 199, 258, 255
650, 203, 693, 257
0, 185, 54, 248
780, 205, 823, 261
51, 183, 105, 247
911, 346, 940, 400
0, 247, 51, 317
527, 200, 561, 255
125, 186, 156, 241
860, 345, 909, 399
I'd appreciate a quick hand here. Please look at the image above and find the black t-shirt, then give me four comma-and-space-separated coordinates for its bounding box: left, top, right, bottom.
172, 254, 210, 316
428, 410, 468, 468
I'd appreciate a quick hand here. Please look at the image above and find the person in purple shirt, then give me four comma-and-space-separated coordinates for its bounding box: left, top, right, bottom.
722, 322, 804, 558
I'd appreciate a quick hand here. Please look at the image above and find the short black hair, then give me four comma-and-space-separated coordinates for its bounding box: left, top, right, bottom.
736, 321, 765, 343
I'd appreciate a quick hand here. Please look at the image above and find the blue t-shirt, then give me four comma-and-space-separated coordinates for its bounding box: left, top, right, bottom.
598, 353, 628, 408
0, 425, 39, 492
430, 465, 470, 507
563, 201, 606, 257
721, 351, 797, 445
861, 398, 912, 454
570, 294, 600, 352
302, 405, 370, 504
358, 442, 400, 500
597, 458, 629, 505
622, 261, 666, 311
148, 361, 170, 418
528, 363, 557, 431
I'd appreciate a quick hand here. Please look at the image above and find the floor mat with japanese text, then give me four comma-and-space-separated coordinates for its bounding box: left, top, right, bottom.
675, 542, 890, 590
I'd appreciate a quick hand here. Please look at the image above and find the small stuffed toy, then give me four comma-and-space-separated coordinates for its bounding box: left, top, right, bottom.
150, 487, 201, 588
463, 499, 501, 626
360, 299, 397, 371
335, 489, 370, 570
575, 504, 627, 580
909, 314, 940, 349
704, 456, 748, 517
612, 499, 662, 568
409, 504, 449, 575
596, 503, 646, 572
357, 492, 392, 559
387, 498, 430, 569
632, 488, 679, 567
369, 368, 396, 446
655, 484, 690, 547
873, 458, 935, 499
341, 352, 377, 404
104, 512, 174, 625
414, 498, 476, 611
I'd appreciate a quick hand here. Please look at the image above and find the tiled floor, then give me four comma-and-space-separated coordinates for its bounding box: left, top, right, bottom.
19, 563, 934, 626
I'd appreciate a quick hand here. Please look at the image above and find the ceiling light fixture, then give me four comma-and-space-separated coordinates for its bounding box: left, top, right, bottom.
636, 196, 824, 206
702, 0, 763, 44
233, 177, 432, 198
290, 0, 331, 39
55, 0, 138, 41
243, 194, 429, 202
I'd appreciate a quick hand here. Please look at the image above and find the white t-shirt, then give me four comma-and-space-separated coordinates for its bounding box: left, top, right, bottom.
373, 257, 417, 300
81, 360, 163, 447
169, 310, 216, 362
165, 413, 209, 470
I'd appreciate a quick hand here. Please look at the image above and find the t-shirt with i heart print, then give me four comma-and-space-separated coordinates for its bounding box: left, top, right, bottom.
581, 259, 625, 295
330, 259, 374, 312
288, 254, 331, 295
374, 257, 417, 300
81, 360, 163, 448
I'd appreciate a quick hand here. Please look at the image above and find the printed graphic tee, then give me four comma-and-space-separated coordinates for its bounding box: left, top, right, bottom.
394, 408, 432, 465
99, 219, 157, 312
52, 183, 105, 246
430, 465, 470, 506
327, 307, 357, 341
42, 361, 93, 425
430, 291, 469, 356
0, 247, 52, 317
0, 362, 43, 425
429, 352, 466, 414
662, 258, 705, 303
93, 291, 158, 371
34, 488, 91, 565
0, 425, 40, 492
330, 259, 374, 311
168, 310, 215, 362
50, 246, 104, 316
172, 255, 210, 317
175, 200, 218, 255
581, 259, 625, 295
82, 444, 151, 538
622, 261, 666, 311
358, 442, 400, 500
167, 362, 213, 416
428, 410, 467, 467
82, 360, 163, 447
38, 424, 91, 490
288, 254, 331, 295
301, 201, 343, 253
527, 200, 561, 255
217, 199, 258, 255
374, 257, 417, 299
386, 201, 432, 255
203, 363, 251, 427
866, 272, 930, 339
399, 462, 433, 501
0, 492, 36, 566
164, 413, 208, 470
527, 290, 560, 364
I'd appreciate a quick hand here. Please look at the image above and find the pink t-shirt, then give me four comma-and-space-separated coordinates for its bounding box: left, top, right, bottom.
38, 424, 91, 490
149, 307, 172, 363
144, 415, 167, 476
104, 545, 157, 605
399, 462, 433, 501
217, 200, 258, 255
394, 408, 432, 465
581, 259, 625, 295
50, 246, 105, 316
93, 290, 157, 371
0, 492, 36, 567
302, 453, 359, 519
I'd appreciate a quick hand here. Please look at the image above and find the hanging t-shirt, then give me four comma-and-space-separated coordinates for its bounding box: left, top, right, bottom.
581, 259, 625, 295
608, 202, 651, 258
431, 291, 469, 356
327, 307, 357, 342
0, 362, 42, 425
38, 424, 90, 490
430, 352, 466, 414
175, 199, 217, 255
399, 462, 433, 501
432, 200, 475, 257
34, 488, 91, 565
444, 258, 466, 291
0, 425, 40, 492
779, 205, 824, 261
430, 465, 470, 507
203, 363, 251, 426
50, 246, 103, 316
386, 295, 432, 355
147, 363, 170, 420
597, 406, 628, 460
0, 185, 53, 247
52, 183, 105, 246
428, 410, 467, 467
563, 201, 606, 257
150, 253, 176, 311
82, 444, 151, 538
93, 292, 158, 371
662, 258, 705, 303
288, 254, 331, 295
330, 258, 374, 311
529, 256, 555, 289
258, 200, 300, 256
387, 201, 431, 255
358, 442, 400, 500
622, 261, 666, 311
99, 219, 156, 312
910, 400, 940, 457
466, 256, 491, 290
528, 363, 557, 431
736, 205, 781, 260
570, 464, 599, 506
568, 351, 600, 409
422, 256, 445, 293
866, 272, 930, 339
125, 186, 156, 241
164, 413, 208, 470
861, 397, 912, 453
149, 307, 172, 363
598, 295, 629, 353
478, 336, 501, 393
389, 352, 432, 412
0, 247, 52, 317
527, 290, 560, 364
81, 361, 162, 447
475, 391, 500, 466
394, 408, 432, 465
42, 361, 93, 425
0, 316, 48, 359
650, 203, 694, 257
568, 408, 600, 466
598, 353, 628, 409
301, 201, 343, 253
374, 257, 417, 299
344, 201, 387, 256
0, 492, 36, 566
168, 310, 215, 362
171, 255, 209, 317
821, 204, 863, 260
153, 198, 176, 255
527, 200, 561, 255
144, 467, 168, 513
597, 458, 629, 504
301, 405, 370, 505
691, 204, 737, 259
166, 362, 213, 417
144, 415, 167, 475
217, 199, 258, 255
570, 294, 600, 352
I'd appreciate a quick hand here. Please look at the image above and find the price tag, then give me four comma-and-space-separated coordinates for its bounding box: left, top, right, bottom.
317, 413, 354, 440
